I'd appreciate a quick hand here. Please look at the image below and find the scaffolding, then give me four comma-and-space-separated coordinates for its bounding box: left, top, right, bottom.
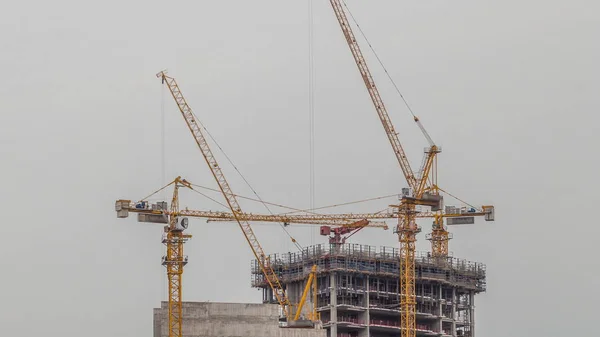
251, 244, 485, 337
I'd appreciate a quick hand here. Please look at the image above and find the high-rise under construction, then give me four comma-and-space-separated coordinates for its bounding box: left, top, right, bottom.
252, 243, 485, 337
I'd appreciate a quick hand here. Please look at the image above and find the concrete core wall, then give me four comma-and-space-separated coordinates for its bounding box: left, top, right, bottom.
154, 301, 327, 337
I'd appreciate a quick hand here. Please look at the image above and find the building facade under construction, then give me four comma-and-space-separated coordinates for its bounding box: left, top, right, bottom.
252, 243, 485, 337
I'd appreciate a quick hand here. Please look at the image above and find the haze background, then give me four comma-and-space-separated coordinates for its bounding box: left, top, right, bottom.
1, 0, 598, 336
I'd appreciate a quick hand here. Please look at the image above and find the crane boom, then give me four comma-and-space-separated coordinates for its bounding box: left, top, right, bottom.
157, 71, 292, 317
415, 148, 438, 198
118, 195, 491, 223
329, 0, 417, 191
118, 200, 395, 224
326, 2, 494, 269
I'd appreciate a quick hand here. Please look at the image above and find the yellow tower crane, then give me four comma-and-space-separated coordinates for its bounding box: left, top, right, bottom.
123, 177, 191, 337
116, 176, 388, 336
327, 2, 437, 335
326, 2, 494, 336
157, 69, 293, 324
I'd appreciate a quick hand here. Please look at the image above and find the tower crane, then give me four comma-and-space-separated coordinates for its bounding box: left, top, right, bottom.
139, 177, 191, 337
116, 176, 390, 244
116, 176, 388, 335
157, 70, 294, 323
327, 2, 437, 335
326, 2, 494, 336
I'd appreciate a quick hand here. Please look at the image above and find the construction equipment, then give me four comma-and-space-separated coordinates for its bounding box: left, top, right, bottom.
293, 265, 318, 323
205, 206, 492, 223
188, 187, 494, 251
326, 2, 494, 336
157, 69, 295, 324
425, 204, 495, 257
111, 5, 495, 336
116, 176, 387, 333
117, 178, 193, 337
116, 177, 386, 328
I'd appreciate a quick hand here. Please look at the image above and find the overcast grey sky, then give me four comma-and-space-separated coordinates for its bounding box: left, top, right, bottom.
1, 0, 599, 336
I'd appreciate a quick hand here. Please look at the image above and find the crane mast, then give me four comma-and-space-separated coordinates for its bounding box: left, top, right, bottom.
163, 179, 192, 337
119, 198, 393, 225
157, 71, 293, 318
116, 177, 390, 336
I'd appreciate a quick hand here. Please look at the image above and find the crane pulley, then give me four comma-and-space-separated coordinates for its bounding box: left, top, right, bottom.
327, 2, 425, 335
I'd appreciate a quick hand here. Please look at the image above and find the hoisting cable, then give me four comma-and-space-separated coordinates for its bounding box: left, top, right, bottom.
436, 187, 478, 210
161, 82, 166, 200
308, 0, 316, 246
136, 179, 177, 203
189, 182, 397, 216
187, 186, 231, 210
276, 194, 399, 216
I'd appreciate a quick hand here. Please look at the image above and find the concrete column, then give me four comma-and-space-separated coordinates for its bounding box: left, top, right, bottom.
291, 282, 301, 318
310, 276, 317, 320
438, 284, 443, 333
330, 272, 337, 337
451, 288, 456, 337
469, 291, 475, 337
363, 275, 370, 337
153, 308, 161, 337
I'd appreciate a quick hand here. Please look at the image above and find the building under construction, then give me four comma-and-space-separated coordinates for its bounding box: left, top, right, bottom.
252, 243, 485, 337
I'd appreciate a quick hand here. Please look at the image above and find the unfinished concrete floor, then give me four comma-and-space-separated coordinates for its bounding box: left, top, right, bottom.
153, 302, 326, 337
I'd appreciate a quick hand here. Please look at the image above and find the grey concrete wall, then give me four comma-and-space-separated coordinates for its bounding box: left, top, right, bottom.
153, 308, 161, 337
154, 301, 326, 337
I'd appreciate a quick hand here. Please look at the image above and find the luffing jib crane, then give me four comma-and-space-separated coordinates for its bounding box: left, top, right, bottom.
116, 177, 393, 228
116, 179, 193, 337
157, 70, 294, 322
327, 2, 436, 335
326, 2, 494, 337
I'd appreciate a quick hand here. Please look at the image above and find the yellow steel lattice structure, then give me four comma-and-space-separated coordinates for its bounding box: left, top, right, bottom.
163, 179, 192, 337
117, 198, 394, 226
157, 71, 293, 319
326, 2, 495, 332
